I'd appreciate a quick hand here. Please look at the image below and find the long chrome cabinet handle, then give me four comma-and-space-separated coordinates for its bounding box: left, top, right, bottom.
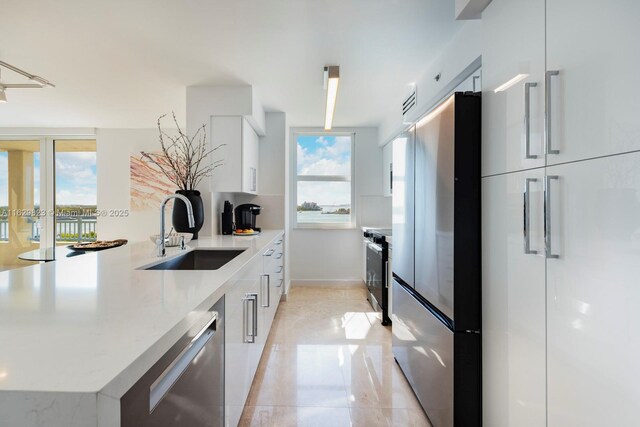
243, 293, 257, 343
524, 82, 538, 159
261, 274, 270, 307
149, 314, 217, 411
544, 175, 560, 259
523, 178, 538, 254
251, 293, 258, 338
545, 70, 560, 155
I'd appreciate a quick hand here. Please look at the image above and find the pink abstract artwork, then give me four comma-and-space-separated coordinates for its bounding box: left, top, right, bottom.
130, 154, 175, 211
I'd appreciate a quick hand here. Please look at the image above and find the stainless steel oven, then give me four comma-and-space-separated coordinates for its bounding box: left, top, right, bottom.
364, 230, 391, 325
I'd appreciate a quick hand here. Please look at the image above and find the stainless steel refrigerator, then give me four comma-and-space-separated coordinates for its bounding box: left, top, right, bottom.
392, 92, 481, 427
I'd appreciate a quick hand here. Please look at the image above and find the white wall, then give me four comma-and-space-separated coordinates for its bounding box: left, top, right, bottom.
378, 20, 482, 145
96, 128, 206, 242
288, 127, 390, 283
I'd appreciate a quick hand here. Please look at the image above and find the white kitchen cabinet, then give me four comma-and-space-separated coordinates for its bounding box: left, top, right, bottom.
482, 168, 546, 427
482, 1, 640, 425
545, 153, 640, 427
211, 116, 259, 195
261, 234, 283, 334
545, 0, 640, 166
481, 0, 545, 176
382, 142, 393, 197
224, 254, 262, 427
482, 152, 640, 427
226, 233, 284, 427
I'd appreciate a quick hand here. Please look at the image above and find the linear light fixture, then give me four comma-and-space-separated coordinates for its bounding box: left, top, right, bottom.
493, 73, 528, 93
324, 65, 340, 130
0, 60, 55, 103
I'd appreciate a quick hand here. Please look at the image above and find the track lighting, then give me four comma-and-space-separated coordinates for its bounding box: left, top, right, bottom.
0, 60, 55, 103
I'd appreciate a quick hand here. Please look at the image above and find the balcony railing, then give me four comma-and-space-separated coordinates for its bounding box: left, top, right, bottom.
0, 216, 97, 242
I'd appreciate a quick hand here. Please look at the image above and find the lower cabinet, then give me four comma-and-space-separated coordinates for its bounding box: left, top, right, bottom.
483, 153, 640, 426
226, 233, 284, 427
482, 168, 546, 427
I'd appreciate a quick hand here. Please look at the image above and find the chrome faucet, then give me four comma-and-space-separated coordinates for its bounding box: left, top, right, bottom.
158, 194, 195, 257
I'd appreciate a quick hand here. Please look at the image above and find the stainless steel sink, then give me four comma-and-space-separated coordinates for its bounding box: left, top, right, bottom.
143, 249, 245, 270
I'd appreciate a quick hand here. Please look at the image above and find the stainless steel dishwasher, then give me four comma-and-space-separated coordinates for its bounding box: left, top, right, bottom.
121, 296, 225, 427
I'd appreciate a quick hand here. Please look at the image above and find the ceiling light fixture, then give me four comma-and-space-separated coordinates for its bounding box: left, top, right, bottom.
0, 60, 55, 103
323, 65, 340, 130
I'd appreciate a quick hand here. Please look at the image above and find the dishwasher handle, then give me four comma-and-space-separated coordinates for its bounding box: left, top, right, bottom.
149, 314, 217, 412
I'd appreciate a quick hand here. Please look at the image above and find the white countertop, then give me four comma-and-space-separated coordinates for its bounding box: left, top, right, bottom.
0, 230, 283, 400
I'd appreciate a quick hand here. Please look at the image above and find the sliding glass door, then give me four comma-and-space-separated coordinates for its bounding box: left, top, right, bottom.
54, 140, 97, 244
0, 136, 97, 271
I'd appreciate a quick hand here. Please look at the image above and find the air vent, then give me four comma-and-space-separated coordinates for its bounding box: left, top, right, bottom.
402, 88, 417, 122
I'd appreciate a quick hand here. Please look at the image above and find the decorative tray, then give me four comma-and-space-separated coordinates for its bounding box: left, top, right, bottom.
67, 239, 128, 251
233, 231, 260, 236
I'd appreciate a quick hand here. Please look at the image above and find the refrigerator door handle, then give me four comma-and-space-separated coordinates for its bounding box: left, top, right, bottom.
545, 70, 561, 155
544, 175, 560, 259
524, 177, 538, 255
524, 82, 538, 159
385, 261, 389, 288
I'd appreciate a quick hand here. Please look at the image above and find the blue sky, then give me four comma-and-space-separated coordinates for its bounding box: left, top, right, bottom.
297, 135, 351, 176
0, 151, 96, 207
55, 152, 97, 205
296, 135, 351, 206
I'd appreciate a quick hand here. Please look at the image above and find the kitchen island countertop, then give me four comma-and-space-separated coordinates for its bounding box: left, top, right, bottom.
0, 230, 284, 427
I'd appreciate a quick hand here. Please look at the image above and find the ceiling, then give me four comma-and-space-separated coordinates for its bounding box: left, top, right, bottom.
0, 0, 462, 129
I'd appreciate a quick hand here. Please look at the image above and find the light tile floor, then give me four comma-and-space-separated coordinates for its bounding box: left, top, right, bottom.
240, 285, 432, 427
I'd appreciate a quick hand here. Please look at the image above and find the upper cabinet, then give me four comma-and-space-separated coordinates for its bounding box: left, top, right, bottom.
481, 0, 545, 176
382, 142, 393, 197
483, 0, 640, 176
186, 85, 265, 194
211, 116, 259, 194
546, 0, 640, 166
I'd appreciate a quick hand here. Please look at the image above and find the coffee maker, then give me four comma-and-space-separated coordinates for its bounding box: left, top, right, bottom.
234, 204, 262, 231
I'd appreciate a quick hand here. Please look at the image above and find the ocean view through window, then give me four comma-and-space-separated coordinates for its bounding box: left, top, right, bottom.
294, 133, 354, 228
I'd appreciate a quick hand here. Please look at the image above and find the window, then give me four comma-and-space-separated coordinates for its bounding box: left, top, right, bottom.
294, 133, 355, 228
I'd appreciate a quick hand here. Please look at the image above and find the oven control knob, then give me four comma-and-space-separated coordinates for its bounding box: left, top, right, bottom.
364, 231, 372, 238
373, 236, 385, 244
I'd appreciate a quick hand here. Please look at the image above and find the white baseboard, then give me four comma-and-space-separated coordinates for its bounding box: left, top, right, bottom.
290, 279, 365, 287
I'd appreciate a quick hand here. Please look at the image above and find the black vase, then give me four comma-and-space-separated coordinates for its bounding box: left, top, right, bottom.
172, 190, 205, 239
